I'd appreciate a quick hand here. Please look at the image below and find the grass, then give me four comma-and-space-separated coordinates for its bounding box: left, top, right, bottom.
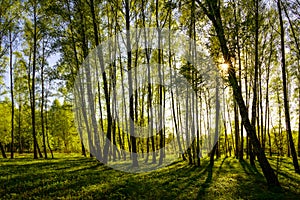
0, 153, 299, 199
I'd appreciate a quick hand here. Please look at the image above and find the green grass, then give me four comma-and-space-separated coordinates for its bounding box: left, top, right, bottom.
0, 153, 299, 199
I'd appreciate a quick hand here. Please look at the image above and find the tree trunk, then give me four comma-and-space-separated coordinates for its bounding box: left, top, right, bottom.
76, 1, 94, 159
41, 40, 47, 159
66, 0, 85, 158
9, 30, 14, 159
234, 0, 243, 160
277, 0, 300, 173
199, 0, 281, 187
0, 142, 7, 158
37, 143, 43, 158
89, 0, 112, 164
87, 0, 104, 161
234, 101, 239, 159
18, 95, 23, 154
45, 92, 54, 159
155, 0, 165, 166
265, 31, 273, 157
125, 0, 138, 167
249, 0, 260, 167
210, 77, 220, 167
31, 0, 38, 159
298, 83, 300, 157
244, 44, 249, 159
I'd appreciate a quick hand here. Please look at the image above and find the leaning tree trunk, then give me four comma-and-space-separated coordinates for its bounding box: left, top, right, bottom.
277, 0, 300, 173
199, 0, 280, 187
281, 0, 300, 158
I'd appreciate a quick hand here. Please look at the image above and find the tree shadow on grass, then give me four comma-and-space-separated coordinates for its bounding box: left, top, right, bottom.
195, 157, 228, 199
196, 164, 213, 198
1, 156, 300, 199
239, 159, 260, 176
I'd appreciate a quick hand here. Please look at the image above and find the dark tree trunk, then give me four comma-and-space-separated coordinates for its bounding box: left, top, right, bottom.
198, 0, 281, 187
0, 142, 7, 158
281, 1, 300, 158
244, 44, 249, 159
277, 0, 300, 173
9, 30, 14, 159
37, 142, 43, 158
234, 101, 239, 159
77, 2, 94, 159
125, 0, 138, 167
249, 0, 260, 167
31, 0, 38, 159
90, 0, 112, 164
18, 97, 23, 154
66, 0, 85, 158
41, 40, 47, 159
87, 0, 104, 161
234, 0, 243, 160
298, 87, 300, 157
155, 0, 165, 166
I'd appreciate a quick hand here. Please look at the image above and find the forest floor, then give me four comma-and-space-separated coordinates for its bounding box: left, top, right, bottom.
0, 153, 299, 199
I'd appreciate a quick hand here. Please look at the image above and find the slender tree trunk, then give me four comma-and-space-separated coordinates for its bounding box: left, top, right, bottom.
31, 0, 38, 159
234, 0, 244, 160
89, 0, 112, 163
140, 1, 156, 163
77, 2, 93, 158
125, 0, 138, 167
41, 40, 47, 159
265, 31, 273, 156
45, 92, 53, 159
298, 70, 300, 157
37, 143, 43, 158
234, 101, 239, 159
223, 88, 229, 157
0, 142, 7, 158
9, 30, 14, 159
133, 25, 139, 161
226, 95, 234, 156
66, 0, 86, 158
281, 4, 300, 159
249, 0, 260, 167
277, 0, 300, 173
298, 86, 300, 157
186, 85, 192, 164
155, 0, 165, 166
259, 65, 264, 149
244, 45, 249, 159
210, 77, 220, 167
18, 95, 22, 154
117, 34, 129, 160
86, 0, 104, 161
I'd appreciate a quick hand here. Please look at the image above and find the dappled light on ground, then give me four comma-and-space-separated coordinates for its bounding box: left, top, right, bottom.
0, 154, 299, 199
